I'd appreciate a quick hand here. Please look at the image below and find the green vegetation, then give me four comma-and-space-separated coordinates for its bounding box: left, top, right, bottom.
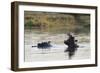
24, 11, 90, 34
25, 20, 33, 27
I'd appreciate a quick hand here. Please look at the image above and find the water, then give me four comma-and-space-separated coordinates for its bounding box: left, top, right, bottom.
24, 29, 90, 62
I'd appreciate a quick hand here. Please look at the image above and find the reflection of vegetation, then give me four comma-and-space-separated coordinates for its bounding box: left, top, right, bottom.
73, 15, 90, 33
24, 11, 90, 34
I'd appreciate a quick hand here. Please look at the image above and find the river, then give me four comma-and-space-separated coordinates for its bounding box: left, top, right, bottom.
24, 29, 90, 62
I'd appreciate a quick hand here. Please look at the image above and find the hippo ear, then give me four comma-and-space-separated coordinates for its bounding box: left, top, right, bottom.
64, 40, 68, 45
75, 40, 78, 42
